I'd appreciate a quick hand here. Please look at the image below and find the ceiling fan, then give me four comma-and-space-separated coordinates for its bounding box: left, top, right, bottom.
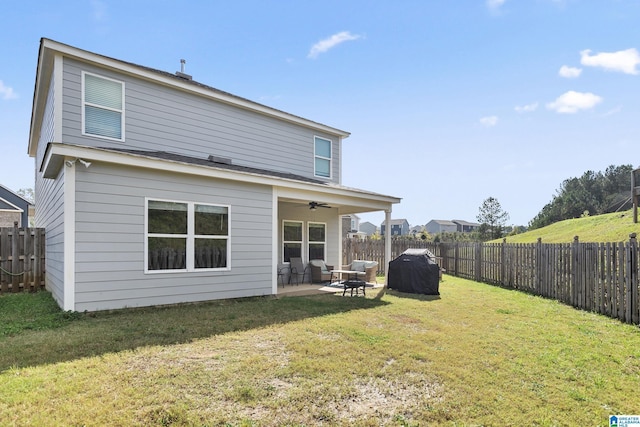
309, 201, 331, 210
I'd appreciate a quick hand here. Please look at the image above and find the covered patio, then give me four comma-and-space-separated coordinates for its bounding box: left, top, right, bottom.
274, 185, 400, 295
276, 281, 385, 297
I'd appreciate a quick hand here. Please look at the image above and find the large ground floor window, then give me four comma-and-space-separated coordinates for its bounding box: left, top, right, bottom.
146, 199, 230, 272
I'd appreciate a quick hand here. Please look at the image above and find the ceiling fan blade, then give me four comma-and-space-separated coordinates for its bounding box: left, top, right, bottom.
309, 201, 331, 210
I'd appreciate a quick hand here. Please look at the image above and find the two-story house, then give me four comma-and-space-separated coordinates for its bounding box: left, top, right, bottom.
28, 39, 400, 312
452, 220, 480, 233
380, 219, 410, 236
358, 221, 378, 236
425, 220, 457, 234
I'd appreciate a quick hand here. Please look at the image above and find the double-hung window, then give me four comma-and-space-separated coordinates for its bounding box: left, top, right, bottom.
82, 71, 125, 141
146, 199, 230, 272
283, 221, 303, 262
314, 136, 332, 178
308, 222, 326, 261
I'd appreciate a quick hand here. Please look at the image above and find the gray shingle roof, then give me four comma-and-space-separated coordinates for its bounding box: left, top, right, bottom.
105, 148, 327, 184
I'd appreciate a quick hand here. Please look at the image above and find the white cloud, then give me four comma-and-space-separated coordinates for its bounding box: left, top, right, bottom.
0, 80, 17, 100
580, 48, 640, 75
91, 0, 107, 21
308, 31, 362, 59
602, 106, 622, 117
486, 0, 506, 12
558, 65, 582, 78
515, 102, 538, 113
546, 90, 602, 114
479, 116, 499, 127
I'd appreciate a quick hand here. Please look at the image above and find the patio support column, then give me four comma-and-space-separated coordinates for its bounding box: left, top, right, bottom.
384, 209, 392, 284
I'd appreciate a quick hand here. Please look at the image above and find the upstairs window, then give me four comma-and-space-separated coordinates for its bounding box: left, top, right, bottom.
82, 72, 124, 141
314, 136, 332, 178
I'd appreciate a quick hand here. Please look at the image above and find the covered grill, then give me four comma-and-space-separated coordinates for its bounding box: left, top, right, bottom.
387, 248, 440, 295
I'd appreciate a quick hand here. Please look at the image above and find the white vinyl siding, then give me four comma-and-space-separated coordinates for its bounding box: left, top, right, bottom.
73, 163, 272, 312
34, 77, 67, 307
82, 71, 124, 141
314, 136, 332, 178
145, 199, 230, 273
64, 59, 341, 183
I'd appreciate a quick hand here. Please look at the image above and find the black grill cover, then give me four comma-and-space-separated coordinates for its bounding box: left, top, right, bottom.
388, 249, 440, 295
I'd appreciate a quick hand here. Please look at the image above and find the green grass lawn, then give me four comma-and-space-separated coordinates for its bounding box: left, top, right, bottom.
1, 278, 639, 426
501, 209, 640, 243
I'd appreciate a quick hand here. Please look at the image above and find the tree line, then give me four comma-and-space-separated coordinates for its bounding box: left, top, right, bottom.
528, 164, 634, 230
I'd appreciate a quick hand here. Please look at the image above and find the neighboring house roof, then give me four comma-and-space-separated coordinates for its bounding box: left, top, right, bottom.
0, 197, 23, 212
385, 219, 409, 226
0, 184, 32, 227
29, 38, 350, 157
0, 184, 32, 206
429, 219, 457, 226
452, 220, 480, 227
359, 221, 377, 231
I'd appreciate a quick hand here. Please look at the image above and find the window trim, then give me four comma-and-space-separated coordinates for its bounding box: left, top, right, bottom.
314, 136, 332, 179
308, 221, 327, 261
282, 220, 304, 263
145, 198, 231, 274
81, 71, 125, 142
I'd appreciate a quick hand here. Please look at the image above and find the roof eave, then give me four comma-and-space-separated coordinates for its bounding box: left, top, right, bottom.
28, 39, 52, 157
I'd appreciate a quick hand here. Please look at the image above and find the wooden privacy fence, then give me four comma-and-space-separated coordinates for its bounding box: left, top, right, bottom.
343, 235, 640, 325
342, 238, 436, 273
0, 224, 45, 293
436, 235, 640, 326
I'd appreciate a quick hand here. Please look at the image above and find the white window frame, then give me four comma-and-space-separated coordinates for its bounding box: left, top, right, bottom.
314, 136, 332, 179
308, 222, 327, 261
282, 220, 304, 263
145, 198, 231, 274
81, 71, 125, 142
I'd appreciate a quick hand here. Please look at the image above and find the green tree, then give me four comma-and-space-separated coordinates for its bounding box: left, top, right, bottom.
529, 164, 634, 229
477, 197, 509, 240
17, 188, 35, 204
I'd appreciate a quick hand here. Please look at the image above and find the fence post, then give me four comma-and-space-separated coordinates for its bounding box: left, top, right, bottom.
11, 222, 20, 292
627, 233, 638, 324
501, 238, 507, 286
475, 242, 482, 282
572, 236, 579, 308
454, 243, 459, 276
536, 238, 543, 296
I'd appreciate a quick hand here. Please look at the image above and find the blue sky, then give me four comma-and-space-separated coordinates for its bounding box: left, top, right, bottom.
1, 0, 638, 227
